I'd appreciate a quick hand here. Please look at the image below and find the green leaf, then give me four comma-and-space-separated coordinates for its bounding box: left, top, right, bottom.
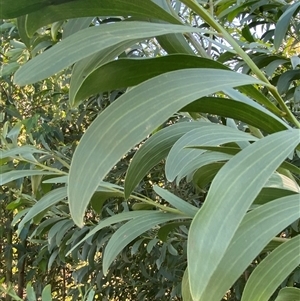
181, 97, 288, 134
277, 70, 300, 95
24, 0, 180, 37
166, 125, 257, 182
188, 129, 300, 301
102, 212, 186, 274
274, 2, 300, 50
154, 186, 198, 217
196, 193, 300, 301
42, 284, 52, 301
67, 211, 158, 254
182, 268, 193, 301
68, 68, 262, 227
69, 41, 135, 108
26, 282, 37, 301
0, 170, 60, 186
241, 235, 300, 301
17, 187, 67, 235
125, 121, 210, 198
275, 287, 300, 301
62, 17, 94, 39
14, 22, 209, 86
72, 55, 229, 107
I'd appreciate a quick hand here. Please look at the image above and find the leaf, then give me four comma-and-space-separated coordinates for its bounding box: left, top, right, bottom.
181, 96, 288, 134
125, 121, 210, 198
165, 125, 257, 183
188, 129, 300, 301
69, 41, 135, 107
72, 55, 229, 107
67, 211, 159, 254
275, 287, 300, 301
0, 0, 63, 18
102, 212, 186, 274
62, 17, 94, 39
26, 282, 37, 301
154, 186, 198, 217
68, 68, 262, 227
24, 0, 180, 37
0, 170, 60, 186
14, 22, 209, 85
241, 235, 300, 301
182, 268, 193, 301
274, 2, 300, 50
277, 70, 300, 95
195, 193, 300, 301
42, 284, 52, 301
17, 187, 67, 234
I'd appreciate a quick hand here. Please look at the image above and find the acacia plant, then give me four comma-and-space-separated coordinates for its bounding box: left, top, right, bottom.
1, 0, 300, 300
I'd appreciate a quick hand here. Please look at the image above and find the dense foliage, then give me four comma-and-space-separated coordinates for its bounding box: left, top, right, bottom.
1, 1, 300, 300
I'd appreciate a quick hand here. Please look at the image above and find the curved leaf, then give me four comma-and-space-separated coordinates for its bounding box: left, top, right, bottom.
166, 125, 257, 182
24, 0, 180, 36
274, 2, 300, 50
17, 187, 67, 234
103, 211, 186, 274
14, 22, 209, 86
68, 68, 262, 227
154, 186, 198, 218
275, 287, 300, 301
72, 55, 228, 107
124, 121, 211, 198
241, 235, 300, 301
198, 194, 300, 301
188, 129, 300, 301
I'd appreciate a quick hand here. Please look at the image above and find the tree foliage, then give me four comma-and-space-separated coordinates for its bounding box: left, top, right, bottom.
1, 0, 300, 300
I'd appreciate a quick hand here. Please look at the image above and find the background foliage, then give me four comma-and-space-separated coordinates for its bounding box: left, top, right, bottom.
0, 0, 300, 300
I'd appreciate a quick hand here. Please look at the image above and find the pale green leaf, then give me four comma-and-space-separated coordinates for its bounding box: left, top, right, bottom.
197, 194, 300, 301
103, 212, 186, 274
42, 284, 52, 301
188, 129, 300, 301
275, 287, 300, 301
14, 22, 209, 85
182, 268, 193, 301
154, 186, 198, 218
0, 170, 60, 186
62, 17, 94, 39
68, 69, 262, 227
274, 2, 300, 50
67, 211, 157, 255
17, 187, 67, 234
124, 121, 210, 198
166, 125, 257, 182
241, 235, 300, 301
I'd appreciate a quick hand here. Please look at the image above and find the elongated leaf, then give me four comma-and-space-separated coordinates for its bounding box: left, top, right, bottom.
241, 235, 300, 301
181, 97, 288, 133
188, 129, 300, 300
274, 2, 300, 50
166, 125, 257, 182
14, 22, 210, 85
68, 69, 262, 227
0, 0, 67, 18
0, 170, 60, 185
103, 212, 186, 274
0, 146, 48, 158
182, 268, 193, 301
17, 187, 67, 234
197, 194, 300, 301
154, 186, 198, 217
275, 287, 300, 301
253, 187, 297, 205
67, 211, 157, 254
24, 0, 180, 36
69, 41, 136, 108
72, 55, 229, 107
62, 17, 94, 39
125, 121, 210, 198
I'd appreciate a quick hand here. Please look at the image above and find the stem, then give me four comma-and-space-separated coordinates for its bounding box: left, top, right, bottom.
181, 0, 300, 128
